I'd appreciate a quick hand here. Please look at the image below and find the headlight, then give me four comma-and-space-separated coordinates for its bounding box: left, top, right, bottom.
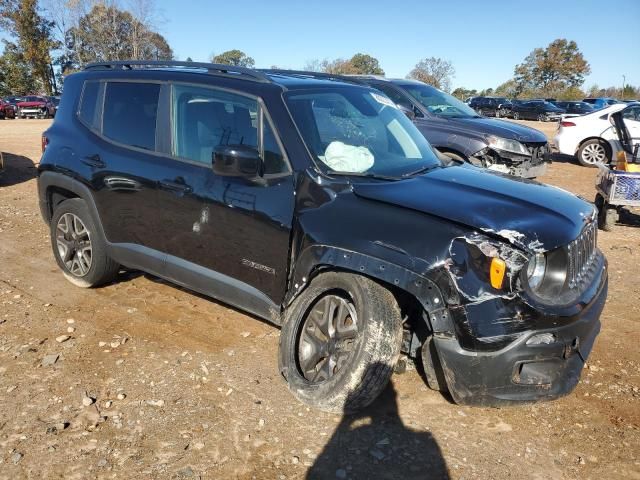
526, 253, 546, 290
486, 135, 530, 156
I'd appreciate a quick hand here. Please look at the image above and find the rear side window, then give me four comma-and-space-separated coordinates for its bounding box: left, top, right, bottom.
78, 81, 101, 129
103, 82, 160, 151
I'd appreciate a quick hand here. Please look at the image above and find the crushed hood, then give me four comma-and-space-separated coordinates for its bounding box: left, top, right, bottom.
352, 165, 595, 253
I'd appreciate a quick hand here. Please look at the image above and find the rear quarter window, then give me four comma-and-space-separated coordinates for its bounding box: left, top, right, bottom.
78, 81, 102, 129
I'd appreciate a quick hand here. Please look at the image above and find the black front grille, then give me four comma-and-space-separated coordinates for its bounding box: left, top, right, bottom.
567, 220, 597, 289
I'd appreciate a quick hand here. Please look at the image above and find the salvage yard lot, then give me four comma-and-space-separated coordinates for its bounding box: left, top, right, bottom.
0, 119, 639, 479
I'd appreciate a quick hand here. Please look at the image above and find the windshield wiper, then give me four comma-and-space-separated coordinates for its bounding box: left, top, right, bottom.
326, 170, 401, 181
400, 164, 439, 177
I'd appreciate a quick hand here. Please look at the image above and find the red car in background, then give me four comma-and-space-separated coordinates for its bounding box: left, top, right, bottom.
0, 98, 17, 119
16, 95, 56, 119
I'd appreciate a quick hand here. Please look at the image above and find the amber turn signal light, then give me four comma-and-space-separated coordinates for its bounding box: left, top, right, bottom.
490, 258, 506, 289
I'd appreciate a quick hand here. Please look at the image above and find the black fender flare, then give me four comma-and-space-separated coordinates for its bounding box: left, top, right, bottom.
38, 171, 107, 242
285, 245, 455, 334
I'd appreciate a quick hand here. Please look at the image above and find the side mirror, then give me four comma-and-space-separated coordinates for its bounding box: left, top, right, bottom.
212, 144, 262, 178
397, 103, 416, 121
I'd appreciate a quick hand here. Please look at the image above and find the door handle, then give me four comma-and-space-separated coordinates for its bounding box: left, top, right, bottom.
160, 180, 192, 194
81, 154, 105, 168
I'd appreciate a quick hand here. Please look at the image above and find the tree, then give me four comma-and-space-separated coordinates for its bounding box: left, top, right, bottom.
514, 39, 590, 95
66, 3, 172, 66
407, 57, 455, 92
349, 53, 384, 75
185, 56, 193, 62
451, 87, 478, 100
303, 53, 384, 75
0, 41, 38, 95
212, 49, 254, 67
0, 0, 59, 94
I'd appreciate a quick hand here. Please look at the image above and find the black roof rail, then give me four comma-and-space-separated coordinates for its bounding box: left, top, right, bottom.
259, 69, 359, 83
83, 60, 272, 83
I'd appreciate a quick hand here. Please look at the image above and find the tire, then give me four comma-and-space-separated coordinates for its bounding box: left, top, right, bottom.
513, 112, 520, 120
537, 113, 547, 122
477, 109, 484, 116
50, 198, 120, 288
595, 193, 617, 231
279, 272, 403, 414
421, 336, 448, 392
577, 139, 610, 167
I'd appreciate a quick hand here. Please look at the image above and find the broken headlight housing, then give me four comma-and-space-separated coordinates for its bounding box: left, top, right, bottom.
526, 253, 546, 290
486, 135, 530, 156
523, 249, 568, 300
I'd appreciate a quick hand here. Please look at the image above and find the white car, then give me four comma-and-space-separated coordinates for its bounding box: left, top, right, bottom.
553, 103, 640, 166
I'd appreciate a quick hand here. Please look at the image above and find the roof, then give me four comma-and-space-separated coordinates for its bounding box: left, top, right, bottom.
81, 62, 370, 91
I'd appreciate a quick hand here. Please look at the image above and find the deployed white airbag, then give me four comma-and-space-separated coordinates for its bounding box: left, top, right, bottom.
319, 141, 375, 172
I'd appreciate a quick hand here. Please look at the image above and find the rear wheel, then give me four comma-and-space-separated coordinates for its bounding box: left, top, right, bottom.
279, 272, 403, 413
537, 113, 548, 122
578, 139, 610, 167
513, 111, 520, 120
50, 198, 120, 288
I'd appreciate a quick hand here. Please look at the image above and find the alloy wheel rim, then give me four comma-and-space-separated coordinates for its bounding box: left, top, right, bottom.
297, 294, 359, 383
582, 143, 606, 164
56, 213, 92, 277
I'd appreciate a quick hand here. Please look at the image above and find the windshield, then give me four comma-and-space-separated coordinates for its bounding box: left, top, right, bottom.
401, 83, 479, 118
284, 87, 441, 177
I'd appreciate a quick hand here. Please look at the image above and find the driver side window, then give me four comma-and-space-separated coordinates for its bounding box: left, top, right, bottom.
171, 84, 289, 174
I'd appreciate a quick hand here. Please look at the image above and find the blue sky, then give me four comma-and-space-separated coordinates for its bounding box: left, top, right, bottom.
154, 0, 639, 90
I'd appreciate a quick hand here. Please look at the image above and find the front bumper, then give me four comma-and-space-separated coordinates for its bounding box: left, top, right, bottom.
434, 273, 608, 406
19, 107, 47, 117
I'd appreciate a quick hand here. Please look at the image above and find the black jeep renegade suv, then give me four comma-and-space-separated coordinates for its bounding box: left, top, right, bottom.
37, 61, 608, 412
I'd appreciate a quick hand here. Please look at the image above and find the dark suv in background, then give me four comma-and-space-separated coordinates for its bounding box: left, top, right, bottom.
38, 61, 607, 412
511, 100, 565, 121
341, 76, 549, 177
554, 101, 594, 117
468, 96, 512, 118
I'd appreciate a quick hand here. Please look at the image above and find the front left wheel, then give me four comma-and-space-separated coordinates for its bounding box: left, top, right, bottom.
50, 198, 120, 288
279, 272, 403, 413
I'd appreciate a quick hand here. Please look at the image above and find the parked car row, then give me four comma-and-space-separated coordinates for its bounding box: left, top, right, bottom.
0, 95, 59, 119
467, 96, 624, 122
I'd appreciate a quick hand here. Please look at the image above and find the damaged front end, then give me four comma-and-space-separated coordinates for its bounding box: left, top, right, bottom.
469, 137, 549, 178
430, 221, 607, 406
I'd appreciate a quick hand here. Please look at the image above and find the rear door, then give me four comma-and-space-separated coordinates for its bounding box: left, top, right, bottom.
73, 80, 167, 265
153, 82, 295, 307
622, 105, 640, 148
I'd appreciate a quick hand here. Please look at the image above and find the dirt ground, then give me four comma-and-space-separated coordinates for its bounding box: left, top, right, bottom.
0, 118, 638, 480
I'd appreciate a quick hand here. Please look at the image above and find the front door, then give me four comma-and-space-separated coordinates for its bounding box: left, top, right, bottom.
153, 83, 295, 309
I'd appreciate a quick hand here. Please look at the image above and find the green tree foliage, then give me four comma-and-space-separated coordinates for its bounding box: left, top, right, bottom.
406, 57, 455, 92
349, 53, 384, 75
65, 4, 172, 68
0, 41, 38, 95
212, 49, 255, 67
304, 53, 384, 75
0, 0, 59, 94
451, 87, 478, 100
514, 39, 590, 96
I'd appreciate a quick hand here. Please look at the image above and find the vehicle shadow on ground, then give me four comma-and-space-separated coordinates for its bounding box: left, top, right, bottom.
0, 152, 38, 187
550, 152, 578, 165
307, 369, 450, 480
618, 208, 640, 228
